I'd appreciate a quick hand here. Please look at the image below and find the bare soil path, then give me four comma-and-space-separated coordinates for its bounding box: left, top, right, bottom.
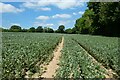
40, 36, 64, 78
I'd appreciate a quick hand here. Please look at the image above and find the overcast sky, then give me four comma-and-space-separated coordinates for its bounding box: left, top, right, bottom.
1, 0, 88, 30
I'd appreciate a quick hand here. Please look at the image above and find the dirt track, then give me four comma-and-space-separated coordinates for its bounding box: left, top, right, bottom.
40, 37, 64, 78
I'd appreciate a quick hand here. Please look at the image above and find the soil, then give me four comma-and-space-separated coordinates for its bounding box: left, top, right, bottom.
40, 36, 64, 78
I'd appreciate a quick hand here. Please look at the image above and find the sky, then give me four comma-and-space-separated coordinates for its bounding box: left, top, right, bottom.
0, 0, 88, 30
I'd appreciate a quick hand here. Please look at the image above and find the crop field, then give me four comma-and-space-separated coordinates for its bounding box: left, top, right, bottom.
73, 35, 120, 74
55, 34, 119, 78
2, 32, 119, 79
55, 36, 107, 78
71, 34, 120, 76
2, 32, 62, 79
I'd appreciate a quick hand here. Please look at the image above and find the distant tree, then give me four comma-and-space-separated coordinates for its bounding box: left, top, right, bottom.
43, 27, 48, 33
43, 27, 54, 33
2, 29, 10, 32
71, 27, 77, 34
36, 26, 43, 32
0, 28, 2, 32
65, 28, 72, 34
57, 25, 65, 33
55, 30, 59, 33
29, 27, 35, 32
10, 25, 22, 32
21, 29, 28, 32
47, 28, 54, 33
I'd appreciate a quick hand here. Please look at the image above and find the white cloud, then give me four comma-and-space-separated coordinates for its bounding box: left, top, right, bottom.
52, 14, 71, 19
22, 0, 51, 8
72, 11, 85, 16
54, 0, 84, 9
34, 22, 54, 27
78, 11, 85, 14
39, 7, 51, 11
0, 2, 24, 13
46, 23, 54, 27
34, 22, 42, 26
11, 23, 21, 26
22, 0, 85, 9
36, 16, 50, 20
58, 20, 71, 25
73, 12, 77, 15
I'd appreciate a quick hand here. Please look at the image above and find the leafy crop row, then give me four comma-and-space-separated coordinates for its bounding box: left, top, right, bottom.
55, 35, 107, 78
2, 32, 61, 79
71, 34, 119, 76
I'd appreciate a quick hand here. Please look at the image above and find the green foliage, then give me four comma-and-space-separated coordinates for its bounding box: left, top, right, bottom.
43, 27, 54, 33
56, 34, 119, 78
55, 35, 107, 78
65, 28, 72, 34
57, 25, 65, 33
0, 28, 8, 32
98, 2, 120, 36
74, 2, 120, 36
71, 34, 119, 76
0, 28, 3, 32
47, 28, 54, 33
75, 9, 94, 34
36, 26, 43, 32
2, 32, 61, 79
10, 25, 22, 32
2, 32, 119, 78
48, 27, 54, 33
21, 29, 28, 32
2, 26, 54, 33
28, 27, 35, 32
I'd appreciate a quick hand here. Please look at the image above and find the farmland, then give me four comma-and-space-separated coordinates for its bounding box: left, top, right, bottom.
2, 32, 62, 79
2, 32, 119, 79
71, 34, 120, 76
55, 34, 119, 78
55, 36, 106, 78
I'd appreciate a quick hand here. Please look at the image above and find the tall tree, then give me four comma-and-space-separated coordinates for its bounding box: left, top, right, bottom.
87, 2, 120, 36
98, 2, 120, 36
47, 27, 54, 33
21, 29, 28, 32
43, 27, 54, 33
29, 27, 35, 32
75, 9, 94, 34
43, 27, 48, 33
57, 25, 65, 33
0, 28, 2, 32
74, 2, 120, 36
10, 25, 22, 32
36, 26, 43, 32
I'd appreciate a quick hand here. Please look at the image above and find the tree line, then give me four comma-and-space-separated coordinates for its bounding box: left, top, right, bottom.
1, 24, 75, 34
1, 2, 120, 36
1, 25, 66, 33
61, 2, 120, 36
73, 2, 120, 37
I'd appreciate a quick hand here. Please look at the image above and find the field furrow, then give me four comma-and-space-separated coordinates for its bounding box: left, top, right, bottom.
2, 32, 62, 79
40, 36, 64, 78
2, 33, 119, 79
72, 38, 118, 78
55, 36, 110, 78
71, 34, 119, 77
